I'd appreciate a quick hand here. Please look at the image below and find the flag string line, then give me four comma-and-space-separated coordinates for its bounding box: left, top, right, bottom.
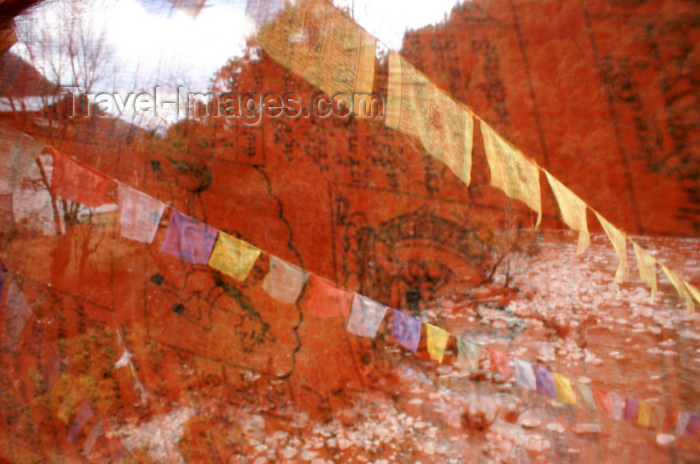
6, 142, 695, 436
249, 0, 699, 312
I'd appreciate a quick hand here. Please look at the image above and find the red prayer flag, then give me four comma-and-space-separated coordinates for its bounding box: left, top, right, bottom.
50, 148, 111, 207
592, 387, 612, 415
488, 348, 510, 377
305, 276, 353, 318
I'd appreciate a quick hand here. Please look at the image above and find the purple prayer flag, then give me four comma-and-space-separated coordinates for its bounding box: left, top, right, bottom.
533, 365, 556, 398
392, 309, 421, 353
161, 210, 218, 265
687, 415, 699, 435
624, 397, 639, 423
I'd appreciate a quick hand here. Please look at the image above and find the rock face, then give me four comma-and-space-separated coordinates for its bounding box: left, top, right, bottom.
0, 0, 699, 462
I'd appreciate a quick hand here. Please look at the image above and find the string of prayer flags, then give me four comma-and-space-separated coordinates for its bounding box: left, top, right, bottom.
593, 387, 612, 415
257, 0, 376, 112
392, 309, 421, 353
386, 51, 474, 185
456, 337, 481, 371
262, 255, 307, 304
610, 392, 625, 421
637, 401, 652, 428
347, 293, 388, 338
487, 348, 510, 377
574, 382, 596, 411
660, 263, 694, 313
633, 243, 658, 302
480, 122, 542, 226
545, 172, 590, 254
49, 147, 111, 207
305, 276, 353, 318
117, 183, 166, 243
595, 212, 629, 283
161, 210, 218, 265
208, 232, 261, 281
514, 358, 537, 390
553, 373, 576, 405
533, 365, 556, 398
248, 0, 700, 315
425, 324, 450, 363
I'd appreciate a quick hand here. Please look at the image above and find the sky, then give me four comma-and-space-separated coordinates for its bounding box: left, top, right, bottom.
11, 0, 463, 127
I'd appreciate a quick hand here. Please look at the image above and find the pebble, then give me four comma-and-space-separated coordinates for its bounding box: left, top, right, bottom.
656, 434, 675, 446
337, 437, 352, 450
572, 423, 601, 435
545, 422, 565, 433
520, 418, 541, 429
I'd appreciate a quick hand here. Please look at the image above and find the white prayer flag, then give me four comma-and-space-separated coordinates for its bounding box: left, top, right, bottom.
262, 255, 307, 304
118, 183, 166, 243
347, 293, 388, 338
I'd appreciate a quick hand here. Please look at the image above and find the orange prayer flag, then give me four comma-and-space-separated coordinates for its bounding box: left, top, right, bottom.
487, 348, 510, 378
50, 148, 111, 207
305, 276, 353, 318
592, 387, 612, 415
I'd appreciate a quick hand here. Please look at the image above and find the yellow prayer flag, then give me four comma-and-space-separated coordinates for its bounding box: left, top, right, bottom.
660, 264, 694, 313
208, 232, 261, 281
553, 373, 576, 405
545, 172, 590, 254
637, 401, 652, 427
257, 0, 376, 104
386, 51, 473, 185
633, 243, 657, 302
595, 212, 629, 283
684, 280, 700, 307
426, 324, 450, 364
480, 122, 542, 226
